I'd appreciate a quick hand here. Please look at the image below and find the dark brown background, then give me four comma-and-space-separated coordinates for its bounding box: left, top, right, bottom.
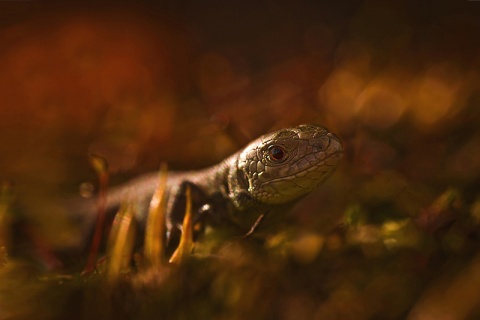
1, 1, 480, 319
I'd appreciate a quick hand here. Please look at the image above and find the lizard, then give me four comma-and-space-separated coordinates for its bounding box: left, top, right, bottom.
71, 124, 343, 252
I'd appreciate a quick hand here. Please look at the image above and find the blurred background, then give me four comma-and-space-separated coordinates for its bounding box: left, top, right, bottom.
1, 0, 480, 319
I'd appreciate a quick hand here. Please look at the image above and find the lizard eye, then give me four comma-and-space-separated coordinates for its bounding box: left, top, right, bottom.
268, 146, 287, 162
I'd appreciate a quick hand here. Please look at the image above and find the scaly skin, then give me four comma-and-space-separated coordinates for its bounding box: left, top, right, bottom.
74, 124, 343, 246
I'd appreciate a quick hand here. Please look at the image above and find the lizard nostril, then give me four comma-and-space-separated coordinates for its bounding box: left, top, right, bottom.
327, 132, 340, 143
310, 136, 330, 151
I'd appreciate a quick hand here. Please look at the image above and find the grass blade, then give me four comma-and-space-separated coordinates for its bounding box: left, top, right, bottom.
143, 163, 169, 267
84, 154, 109, 274
106, 204, 136, 283
169, 185, 194, 264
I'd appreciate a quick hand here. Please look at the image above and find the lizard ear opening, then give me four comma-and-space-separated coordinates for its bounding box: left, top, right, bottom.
236, 169, 249, 191
227, 168, 253, 210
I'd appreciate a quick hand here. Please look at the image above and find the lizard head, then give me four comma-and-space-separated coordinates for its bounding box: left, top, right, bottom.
229, 124, 343, 209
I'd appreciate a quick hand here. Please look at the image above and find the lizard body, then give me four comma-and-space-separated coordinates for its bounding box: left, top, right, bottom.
73, 124, 343, 248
